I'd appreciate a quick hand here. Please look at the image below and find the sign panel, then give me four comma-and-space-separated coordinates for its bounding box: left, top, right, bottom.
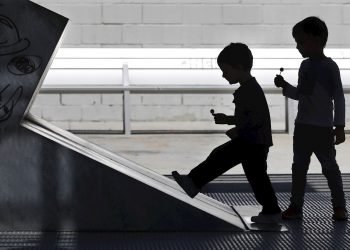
0, 0, 68, 128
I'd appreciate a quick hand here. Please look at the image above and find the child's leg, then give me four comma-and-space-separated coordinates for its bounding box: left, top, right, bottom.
188, 139, 244, 189
314, 129, 346, 210
290, 124, 313, 210
242, 145, 281, 214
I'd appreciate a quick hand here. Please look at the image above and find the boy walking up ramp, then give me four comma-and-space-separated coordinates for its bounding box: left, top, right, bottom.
0, 0, 246, 231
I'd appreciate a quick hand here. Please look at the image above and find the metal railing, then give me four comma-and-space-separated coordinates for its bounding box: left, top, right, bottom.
40, 64, 350, 135
40, 64, 292, 134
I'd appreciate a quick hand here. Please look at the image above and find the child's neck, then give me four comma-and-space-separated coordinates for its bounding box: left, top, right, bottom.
309, 50, 326, 60
239, 73, 253, 86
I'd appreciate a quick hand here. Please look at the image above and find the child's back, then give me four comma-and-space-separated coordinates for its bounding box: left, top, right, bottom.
233, 76, 272, 146
284, 57, 345, 127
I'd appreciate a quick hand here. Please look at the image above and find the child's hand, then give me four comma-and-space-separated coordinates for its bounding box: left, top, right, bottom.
213, 113, 228, 124
334, 127, 346, 145
274, 75, 287, 88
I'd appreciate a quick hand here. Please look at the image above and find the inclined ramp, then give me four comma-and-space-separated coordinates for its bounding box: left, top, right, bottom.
4, 113, 248, 231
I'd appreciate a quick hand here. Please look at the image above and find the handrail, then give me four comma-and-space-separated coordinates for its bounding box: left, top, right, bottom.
38, 60, 350, 134
55, 48, 350, 59
39, 85, 283, 94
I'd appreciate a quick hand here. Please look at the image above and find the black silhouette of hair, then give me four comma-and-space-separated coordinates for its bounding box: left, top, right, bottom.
217, 43, 253, 71
292, 16, 328, 47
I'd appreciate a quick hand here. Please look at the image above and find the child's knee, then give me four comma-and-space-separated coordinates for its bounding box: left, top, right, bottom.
209, 141, 234, 159
292, 163, 309, 174
293, 155, 311, 170
321, 161, 340, 174
209, 146, 222, 159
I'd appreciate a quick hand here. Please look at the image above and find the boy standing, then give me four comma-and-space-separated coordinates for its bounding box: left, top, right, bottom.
275, 16, 348, 221
172, 43, 281, 223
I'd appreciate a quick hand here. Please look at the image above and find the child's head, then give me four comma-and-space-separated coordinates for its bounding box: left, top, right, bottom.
217, 43, 253, 84
292, 16, 328, 57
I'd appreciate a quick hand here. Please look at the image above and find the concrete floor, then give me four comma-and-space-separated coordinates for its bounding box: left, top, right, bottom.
79, 133, 350, 175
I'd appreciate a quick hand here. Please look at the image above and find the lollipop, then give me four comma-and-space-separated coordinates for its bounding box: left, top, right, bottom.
279, 67, 284, 75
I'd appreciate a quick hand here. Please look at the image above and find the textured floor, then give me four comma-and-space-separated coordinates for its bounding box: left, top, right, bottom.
79, 133, 350, 175
0, 174, 349, 249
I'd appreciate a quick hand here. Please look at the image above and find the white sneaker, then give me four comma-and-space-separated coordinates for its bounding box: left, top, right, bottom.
172, 171, 200, 198
250, 212, 282, 224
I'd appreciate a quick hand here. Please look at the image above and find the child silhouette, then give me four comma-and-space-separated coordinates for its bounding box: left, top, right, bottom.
275, 16, 348, 221
173, 43, 281, 224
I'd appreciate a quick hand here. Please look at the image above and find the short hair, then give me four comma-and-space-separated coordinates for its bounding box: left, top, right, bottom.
217, 43, 253, 71
292, 16, 328, 47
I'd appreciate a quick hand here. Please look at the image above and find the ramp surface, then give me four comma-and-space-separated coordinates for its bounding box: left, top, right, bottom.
5, 114, 246, 231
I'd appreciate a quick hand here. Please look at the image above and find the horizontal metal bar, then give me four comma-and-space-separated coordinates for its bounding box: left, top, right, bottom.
55, 48, 350, 59
50, 67, 350, 70
63, 128, 350, 135
39, 85, 284, 94
39, 85, 350, 94
69, 129, 289, 135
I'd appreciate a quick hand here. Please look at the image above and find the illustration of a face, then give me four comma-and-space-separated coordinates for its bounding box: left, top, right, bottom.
0, 15, 42, 125
8, 55, 42, 75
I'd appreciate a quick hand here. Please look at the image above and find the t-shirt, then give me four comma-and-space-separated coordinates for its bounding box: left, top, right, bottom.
232, 77, 273, 146
283, 57, 345, 127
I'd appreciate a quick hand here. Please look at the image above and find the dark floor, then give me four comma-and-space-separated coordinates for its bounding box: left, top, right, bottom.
1, 174, 349, 250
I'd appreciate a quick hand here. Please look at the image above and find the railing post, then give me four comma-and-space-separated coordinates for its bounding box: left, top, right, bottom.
287, 98, 295, 135
285, 96, 289, 133
122, 64, 131, 135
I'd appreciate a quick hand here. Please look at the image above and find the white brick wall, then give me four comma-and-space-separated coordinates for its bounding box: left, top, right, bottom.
31, 0, 350, 47
81, 106, 123, 121
123, 25, 164, 44
42, 106, 82, 121
34, 94, 61, 106
82, 25, 122, 44
62, 94, 100, 105
163, 26, 202, 45
142, 94, 182, 105
183, 5, 221, 24
32, 93, 123, 130
102, 94, 124, 105
223, 5, 262, 24
58, 4, 102, 24
143, 5, 182, 24
343, 6, 350, 24
103, 4, 142, 24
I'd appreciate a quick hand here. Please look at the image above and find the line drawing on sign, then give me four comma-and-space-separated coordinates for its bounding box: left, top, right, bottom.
0, 84, 23, 122
0, 15, 30, 56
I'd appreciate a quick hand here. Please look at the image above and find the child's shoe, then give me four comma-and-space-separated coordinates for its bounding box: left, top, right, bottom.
172, 171, 200, 198
282, 206, 303, 220
251, 212, 281, 224
332, 207, 348, 221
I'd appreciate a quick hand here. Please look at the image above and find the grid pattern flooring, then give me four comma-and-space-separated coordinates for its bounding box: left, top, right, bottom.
0, 174, 349, 249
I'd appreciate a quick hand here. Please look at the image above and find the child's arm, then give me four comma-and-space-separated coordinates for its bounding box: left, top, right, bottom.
212, 104, 262, 127
213, 113, 236, 125
226, 116, 236, 125
275, 61, 309, 100
275, 75, 299, 100
332, 63, 346, 144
